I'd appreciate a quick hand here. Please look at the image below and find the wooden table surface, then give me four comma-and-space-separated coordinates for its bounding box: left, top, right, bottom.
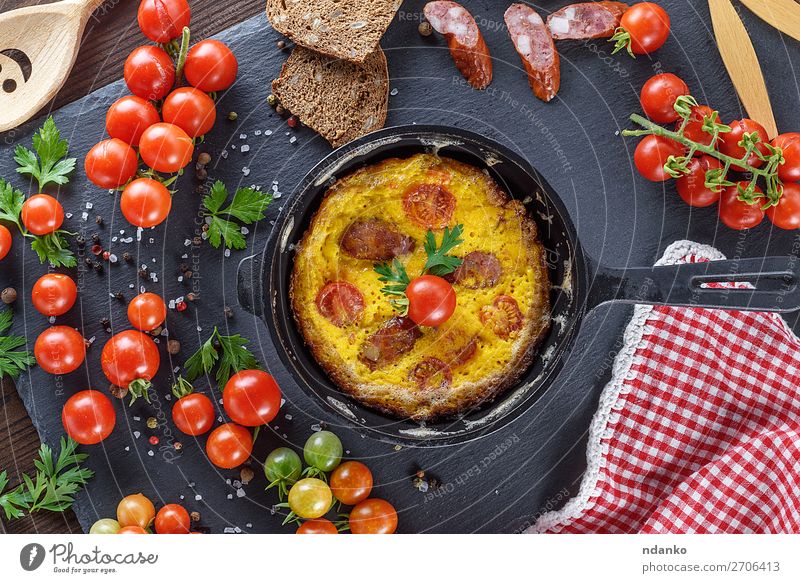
0, 0, 262, 535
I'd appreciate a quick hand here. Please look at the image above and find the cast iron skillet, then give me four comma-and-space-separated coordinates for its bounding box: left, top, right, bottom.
238, 125, 800, 447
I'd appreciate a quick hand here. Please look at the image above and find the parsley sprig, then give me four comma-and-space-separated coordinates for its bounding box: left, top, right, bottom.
0, 437, 93, 520
201, 180, 273, 250
374, 224, 464, 316
0, 308, 34, 379
184, 327, 261, 387
14, 116, 77, 192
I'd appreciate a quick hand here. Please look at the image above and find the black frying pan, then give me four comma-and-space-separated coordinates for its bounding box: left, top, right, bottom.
238, 125, 800, 447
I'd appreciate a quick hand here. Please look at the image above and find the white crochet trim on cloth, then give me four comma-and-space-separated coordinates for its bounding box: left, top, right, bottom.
527, 240, 728, 534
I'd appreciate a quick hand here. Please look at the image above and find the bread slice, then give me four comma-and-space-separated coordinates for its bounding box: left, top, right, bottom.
266, 0, 402, 62
272, 46, 389, 148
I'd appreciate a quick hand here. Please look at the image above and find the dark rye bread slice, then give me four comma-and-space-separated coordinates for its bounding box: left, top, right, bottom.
272, 46, 389, 148
266, 0, 403, 63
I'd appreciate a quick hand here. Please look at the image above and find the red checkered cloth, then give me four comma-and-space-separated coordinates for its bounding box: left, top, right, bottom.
530, 241, 800, 534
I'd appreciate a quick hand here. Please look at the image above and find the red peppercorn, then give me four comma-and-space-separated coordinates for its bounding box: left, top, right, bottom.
175, 300, 187, 312
287, 115, 298, 128
102, 251, 110, 261
149, 435, 159, 445
91, 244, 103, 255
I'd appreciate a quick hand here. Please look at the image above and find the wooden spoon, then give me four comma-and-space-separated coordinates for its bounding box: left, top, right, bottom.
740, 0, 800, 43
0, 0, 105, 133
708, 0, 778, 138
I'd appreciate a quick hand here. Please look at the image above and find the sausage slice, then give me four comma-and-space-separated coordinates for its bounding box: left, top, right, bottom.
340, 219, 415, 261
423, 1, 493, 89
446, 251, 502, 288
504, 4, 560, 102
547, 2, 629, 40
360, 317, 422, 370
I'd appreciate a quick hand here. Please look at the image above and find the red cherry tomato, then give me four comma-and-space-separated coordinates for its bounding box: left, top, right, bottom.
85, 139, 139, 189
127, 292, 167, 331
120, 178, 172, 228
100, 330, 160, 388
137, 0, 191, 43
315, 282, 365, 327
154, 503, 191, 534
680, 105, 718, 149
162, 88, 217, 138
618, 2, 671, 55
139, 122, 194, 173
775, 134, 800, 183
296, 519, 339, 534
640, 73, 688, 123
106, 96, 160, 146
634, 135, 684, 182
62, 390, 116, 445
117, 493, 155, 529
184, 40, 238, 92
330, 461, 373, 505
124, 45, 175, 101
223, 370, 282, 427
0, 224, 12, 261
21, 194, 63, 235
676, 155, 723, 208
31, 273, 77, 316
719, 119, 770, 171
406, 275, 457, 327
206, 423, 253, 469
35, 326, 86, 375
349, 499, 398, 534
172, 392, 215, 436
118, 526, 147, 534
719, 183, 765, 230
402, 183, 456, 230
767, 183, 800, 230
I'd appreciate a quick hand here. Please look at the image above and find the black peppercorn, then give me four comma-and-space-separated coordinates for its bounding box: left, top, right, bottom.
95, 215, 104, 225
224, 306, 234, 319
91, 233, 100, 243
122, 252, 133, 263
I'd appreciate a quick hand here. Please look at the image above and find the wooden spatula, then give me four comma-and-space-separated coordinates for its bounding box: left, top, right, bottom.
708, 0, 779, 138
740, 0, 800, 43
0, 0, 105, 133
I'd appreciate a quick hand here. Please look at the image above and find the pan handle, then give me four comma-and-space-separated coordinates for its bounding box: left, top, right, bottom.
236, 253, 266, 318
587, 256, 800, 313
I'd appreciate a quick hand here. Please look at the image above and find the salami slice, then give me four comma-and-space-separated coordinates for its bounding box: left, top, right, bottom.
446, 251, 502, 288
359, 317, 422, 370
547, 2, 629, 40
423, 1, 493, 89
504, 3, 560, 102
340, 219, 415, 261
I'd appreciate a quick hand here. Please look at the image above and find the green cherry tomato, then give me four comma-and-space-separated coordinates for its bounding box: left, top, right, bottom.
90, 518, 121, 534
303, 430, 343, 473
287, 478, 332, 519
264, 447, 302, 497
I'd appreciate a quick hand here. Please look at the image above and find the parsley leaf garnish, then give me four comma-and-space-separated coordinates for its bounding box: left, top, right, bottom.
374, 259, 412, 315
201, 180, 272, 250
14, 116, 76, 191
0, 308, 34, 379
184, 327, 261, 387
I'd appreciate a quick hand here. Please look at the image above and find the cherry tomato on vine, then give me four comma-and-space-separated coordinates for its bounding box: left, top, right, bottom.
21, 194, 63, 235
155, 503, 191, 534
106, 96, 160, 146
0, 225, 12, 261
640, 73, 688, 123
296, 518, 338, 534
117, 493, 155, 529
287, 478, 332, 520
62, 390, 116, 445
719, 119, 770, 171
774, 133, 800, 183
100, 330, 160, 389
31, 273, 77, 316
90, 518, 120, 534
124, 45, 175, 101
162, 87, 217, 138
223, 370, 282, 427
349, 498, 398, 534
264, 447, 302, 494
406, 275, 457, 327
127, 292, 167, 331
330, 461, 373, 505
118, 526, 147, 534
718, 183, 765, 230
184, 39, 238, 92
206, 423, 253, 469
616, 2, 671, 55
139, 122, 194, 173
766, 183, 800, 230
303, 430, 343, 474
172, 392, 215, 436
35, 326, 86, 375
634, 135, 684, 182
120, 178, 172, 228
676, 155, 723, 208
137, 0, 190, 43
85, 138, 139, 189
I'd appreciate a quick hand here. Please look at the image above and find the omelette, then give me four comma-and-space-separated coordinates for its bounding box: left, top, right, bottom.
290, 153, 551, 421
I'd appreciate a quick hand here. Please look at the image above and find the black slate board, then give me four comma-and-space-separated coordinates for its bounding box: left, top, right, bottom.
1, 0, 799, 533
